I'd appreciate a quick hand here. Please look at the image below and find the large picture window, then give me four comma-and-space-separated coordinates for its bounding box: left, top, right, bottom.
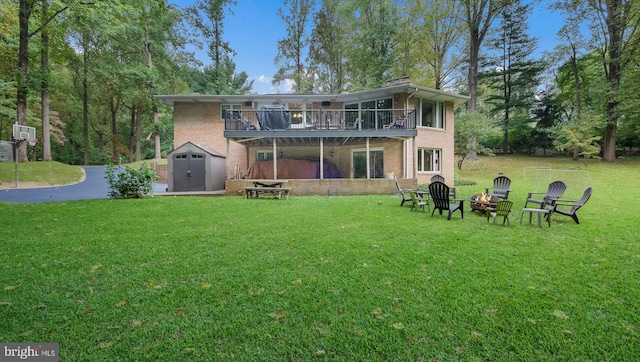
415, 99, 445, 129
345, 97, 393, 129
418, 148, 441, 172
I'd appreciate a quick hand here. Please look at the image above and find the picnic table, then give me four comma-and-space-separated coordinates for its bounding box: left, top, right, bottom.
244, 179, 291, 200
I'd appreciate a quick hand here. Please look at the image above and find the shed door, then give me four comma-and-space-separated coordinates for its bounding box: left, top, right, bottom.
173, 152, 206, 191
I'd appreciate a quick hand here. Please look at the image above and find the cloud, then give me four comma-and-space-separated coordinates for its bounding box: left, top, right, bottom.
279, 79, 295, 93
258, 75, 270, 83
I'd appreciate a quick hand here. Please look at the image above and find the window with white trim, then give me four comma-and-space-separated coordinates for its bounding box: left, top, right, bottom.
221, 104, 242, 119
417, 148, 441, 172
352, 148, 384, 178
257, 150, 273, 161
415, 99, 445, 129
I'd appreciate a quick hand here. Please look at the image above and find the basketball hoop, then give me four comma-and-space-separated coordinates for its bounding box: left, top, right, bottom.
13, 124, 37, 147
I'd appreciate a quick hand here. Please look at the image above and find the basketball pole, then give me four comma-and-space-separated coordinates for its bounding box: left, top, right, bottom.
12, 139, 22, 188
12, 139, 30, 187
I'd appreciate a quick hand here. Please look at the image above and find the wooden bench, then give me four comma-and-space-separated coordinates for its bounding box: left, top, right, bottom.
244, 186, 291, 200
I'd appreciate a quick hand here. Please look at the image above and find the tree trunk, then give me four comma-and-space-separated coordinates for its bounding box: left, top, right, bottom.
110, 98, 119, 163
129, 107, 135, 163
601, 0, 624, 163
602, 119, 617, 162
467, 29, 480, 112
83, 40, 89, 165
466, 33, 479, 161
41, 0, 51, 161
144, 41, 161, 160
570, 44, 582, 117
465, 23, 481, 162
16, 0, 33, 162
135, 106, 142, 162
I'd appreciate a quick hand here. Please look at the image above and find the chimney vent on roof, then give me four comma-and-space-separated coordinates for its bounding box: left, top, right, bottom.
382, 76, 411, 87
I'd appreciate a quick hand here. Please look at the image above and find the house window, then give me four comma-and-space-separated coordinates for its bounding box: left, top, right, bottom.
415, 99, 445, 129
418, 148, 441, 172
352, 148, 384, 178
221, 104, 242, 119
345, 97, 393, 129
257, 150, 273, 161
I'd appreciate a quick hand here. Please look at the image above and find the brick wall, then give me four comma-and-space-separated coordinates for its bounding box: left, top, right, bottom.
226, 178, 417, 197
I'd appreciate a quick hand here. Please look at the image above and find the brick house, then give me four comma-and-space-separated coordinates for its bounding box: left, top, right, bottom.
156, 78, 468, 196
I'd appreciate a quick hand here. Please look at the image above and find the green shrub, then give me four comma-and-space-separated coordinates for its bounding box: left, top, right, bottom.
454, 179, 476, 186
417, 183, 429, 191
105, 164, 157, 199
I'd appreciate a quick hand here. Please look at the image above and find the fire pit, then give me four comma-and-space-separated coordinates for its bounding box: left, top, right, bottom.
470, 193, 499, 212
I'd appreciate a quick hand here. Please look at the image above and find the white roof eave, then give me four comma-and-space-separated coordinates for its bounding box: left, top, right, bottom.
155, 83, 469, 107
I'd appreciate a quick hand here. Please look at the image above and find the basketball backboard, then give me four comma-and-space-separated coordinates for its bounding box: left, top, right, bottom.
12, 124, 37, 146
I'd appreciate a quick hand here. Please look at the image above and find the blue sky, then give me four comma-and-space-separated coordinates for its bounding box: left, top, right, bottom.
170, 0, 565, 94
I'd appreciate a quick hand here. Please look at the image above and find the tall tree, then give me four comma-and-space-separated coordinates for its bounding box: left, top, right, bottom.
186, 0, 250, 95
186, 63, 252, 95
308, 0, 345, 93
481, 1, 544, 154
460, 0, 509, 111
132, 0, 186, 160
16, 0, 88, 162
273, 0, 315, 93
410, 0, 465, 89
454, 110, 500, 169
341, 0, 399, 90
390, 0, 421, 81
554, 0, 640, 162
16, 0, 34, 162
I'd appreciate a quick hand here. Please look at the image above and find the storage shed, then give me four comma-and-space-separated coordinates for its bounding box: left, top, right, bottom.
167, 141, 226, 192
0, 141, 13, 162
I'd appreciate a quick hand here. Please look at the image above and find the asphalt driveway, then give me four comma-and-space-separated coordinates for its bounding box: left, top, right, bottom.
0, 166, 168, 204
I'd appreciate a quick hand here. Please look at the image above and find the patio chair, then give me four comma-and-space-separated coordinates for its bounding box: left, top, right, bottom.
408, 190, 429, 212
345, 117, 362, 130
241, 118, 257, 130
485, 175, 512, 199
487, 200, 513, 226
384, 116, 406, 129
430, 175, 456, 198
394, 176, 412, 207
428, 181, 464, 220
524, 180, 567, 209
549, 187, 592, 224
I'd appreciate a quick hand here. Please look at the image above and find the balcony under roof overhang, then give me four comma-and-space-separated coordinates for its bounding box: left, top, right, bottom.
224, 129, 417, 148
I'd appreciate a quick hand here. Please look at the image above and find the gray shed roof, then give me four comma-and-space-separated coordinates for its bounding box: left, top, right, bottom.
168, 141, 226, 158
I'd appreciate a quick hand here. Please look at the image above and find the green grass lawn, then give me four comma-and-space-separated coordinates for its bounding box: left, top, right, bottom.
1, 156, 639, 360
0, 161, 84, 188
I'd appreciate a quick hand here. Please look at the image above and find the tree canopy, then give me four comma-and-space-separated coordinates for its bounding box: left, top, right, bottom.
1, 0, 639, 165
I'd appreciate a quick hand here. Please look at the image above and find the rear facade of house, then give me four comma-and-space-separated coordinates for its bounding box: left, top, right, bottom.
156, 78, 468, 196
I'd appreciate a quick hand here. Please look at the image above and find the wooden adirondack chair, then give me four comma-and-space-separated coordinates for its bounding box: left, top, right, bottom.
430, 175, 456, 198
487, 200, 513, 225
408, 190, 429, 212
524, 181, 567, 209
428, 181, 464, 220
395, 177, 412, 207
549, 187, 592, 224
485, 176, 512, 199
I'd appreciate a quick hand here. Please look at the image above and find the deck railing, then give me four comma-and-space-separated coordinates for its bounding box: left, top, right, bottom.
224, 109, 416, 131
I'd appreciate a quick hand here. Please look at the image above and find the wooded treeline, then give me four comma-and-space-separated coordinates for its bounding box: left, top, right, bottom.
1, 0, 638, 165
